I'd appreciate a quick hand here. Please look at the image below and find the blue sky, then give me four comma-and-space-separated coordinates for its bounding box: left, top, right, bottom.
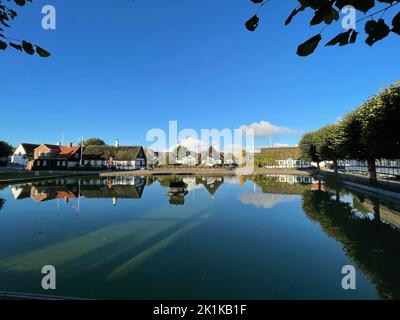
1, 0, 399, 148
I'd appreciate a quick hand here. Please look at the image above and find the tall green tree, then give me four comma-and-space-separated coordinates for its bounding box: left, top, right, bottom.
358, 82, 400, 160
315, 124, 344, 174
83, 138, 106, 149
299, 132, 321, 169
338, 110, 378, 181
336, 82, 400, 182
0, 141, 13, 159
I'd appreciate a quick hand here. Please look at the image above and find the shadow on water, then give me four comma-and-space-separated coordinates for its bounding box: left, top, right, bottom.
243, 174, 400, 299
300, 180, 400, 300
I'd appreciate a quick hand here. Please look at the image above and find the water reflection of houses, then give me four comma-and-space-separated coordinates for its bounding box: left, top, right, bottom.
80, 176, 147, 206
10, 184, 32, 200
9, 176, 147, 207
30, 185, 79, 203
196, 176, 224, 197
241, 175, 313, 209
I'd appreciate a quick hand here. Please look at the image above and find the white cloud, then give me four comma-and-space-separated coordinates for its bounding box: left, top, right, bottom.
239, 120, 295, 137
272, 143, 290, 148
170, 138, 244, 155
240, 192, 299, 209
171, 137, 210, 152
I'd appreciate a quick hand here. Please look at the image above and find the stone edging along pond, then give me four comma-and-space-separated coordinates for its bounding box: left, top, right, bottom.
318, 171, 400, 200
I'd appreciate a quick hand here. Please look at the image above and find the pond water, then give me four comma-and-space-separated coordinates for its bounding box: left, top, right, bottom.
0, 174, 400, 300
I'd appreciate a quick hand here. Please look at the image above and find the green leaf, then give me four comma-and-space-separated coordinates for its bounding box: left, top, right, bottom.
0, 39, 7, 50
245, 15, 260, 32
285, 7, 304, 25
35, 46, 51, 58
297, 34, 322, 56
349, 29, 358, 43
22, 40, 34, 55
325, 30, 352, 47
392, 11, 400, 35
9, 42, 22, 51
13, 0, 26, 7
365, 19, 390, 46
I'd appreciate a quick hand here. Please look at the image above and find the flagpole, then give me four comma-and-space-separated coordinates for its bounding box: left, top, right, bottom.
80, 134, 84, 166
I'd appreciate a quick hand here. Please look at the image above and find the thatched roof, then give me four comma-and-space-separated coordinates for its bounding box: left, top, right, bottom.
80, 185, 144, 199
259, 147, 300, 160
82, 146, 144, 161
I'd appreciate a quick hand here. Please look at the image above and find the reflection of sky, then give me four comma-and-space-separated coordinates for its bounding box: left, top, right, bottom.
240, 191, 300, 209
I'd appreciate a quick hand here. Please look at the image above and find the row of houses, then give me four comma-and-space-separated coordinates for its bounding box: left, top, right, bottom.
10, 141, 147, 171
8, 143, 314, 171
338, 159, 400, 176
9, 142, 397, 175
158, 146, 240, 167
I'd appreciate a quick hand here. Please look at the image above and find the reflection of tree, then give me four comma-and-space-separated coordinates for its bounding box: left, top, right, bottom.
302, 189, 400, 299
0, 198, 5, 210
156, 175, 181, 188
247, 175, 310, 195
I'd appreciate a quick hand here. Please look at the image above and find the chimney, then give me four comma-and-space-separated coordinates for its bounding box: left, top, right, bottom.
115, 139, 120, 147
69, 142, 73, 148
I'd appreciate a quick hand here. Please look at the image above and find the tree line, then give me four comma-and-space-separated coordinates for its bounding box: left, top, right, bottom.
299, 81, 400, 182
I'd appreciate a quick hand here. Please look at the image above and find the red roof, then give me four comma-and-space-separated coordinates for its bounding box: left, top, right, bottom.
57, 146, 80, 158
36, 144, 80, 159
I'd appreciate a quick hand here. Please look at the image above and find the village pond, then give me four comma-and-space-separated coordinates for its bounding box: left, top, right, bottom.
0, 174, 400, 299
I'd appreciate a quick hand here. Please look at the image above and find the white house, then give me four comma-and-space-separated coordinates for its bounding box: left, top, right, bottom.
258, 147, 312, 169
178, 155, 198, 166
201, 147, 224, 167
82, 145, 147, 170
10, 143, 40, 167
338, 159, 400, 176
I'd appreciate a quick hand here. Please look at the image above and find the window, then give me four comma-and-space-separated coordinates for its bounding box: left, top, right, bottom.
37, 161, 41, 166
57, 161, 60, 166
43, 161, 47, 166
